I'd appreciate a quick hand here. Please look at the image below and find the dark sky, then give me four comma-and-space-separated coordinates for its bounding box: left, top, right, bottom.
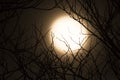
0, 0, 120, 80
18, 6, 68, 36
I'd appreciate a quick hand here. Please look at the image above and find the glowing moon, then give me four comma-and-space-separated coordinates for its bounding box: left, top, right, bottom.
50, 16, 88, 53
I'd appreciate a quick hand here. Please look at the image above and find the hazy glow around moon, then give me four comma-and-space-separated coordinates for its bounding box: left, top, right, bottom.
50, 16, 88, 53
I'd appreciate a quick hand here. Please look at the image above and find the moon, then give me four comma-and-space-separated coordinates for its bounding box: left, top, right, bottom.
50, 16, 88, 54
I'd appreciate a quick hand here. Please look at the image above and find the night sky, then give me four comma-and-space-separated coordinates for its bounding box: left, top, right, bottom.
0, 0, 120, 80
